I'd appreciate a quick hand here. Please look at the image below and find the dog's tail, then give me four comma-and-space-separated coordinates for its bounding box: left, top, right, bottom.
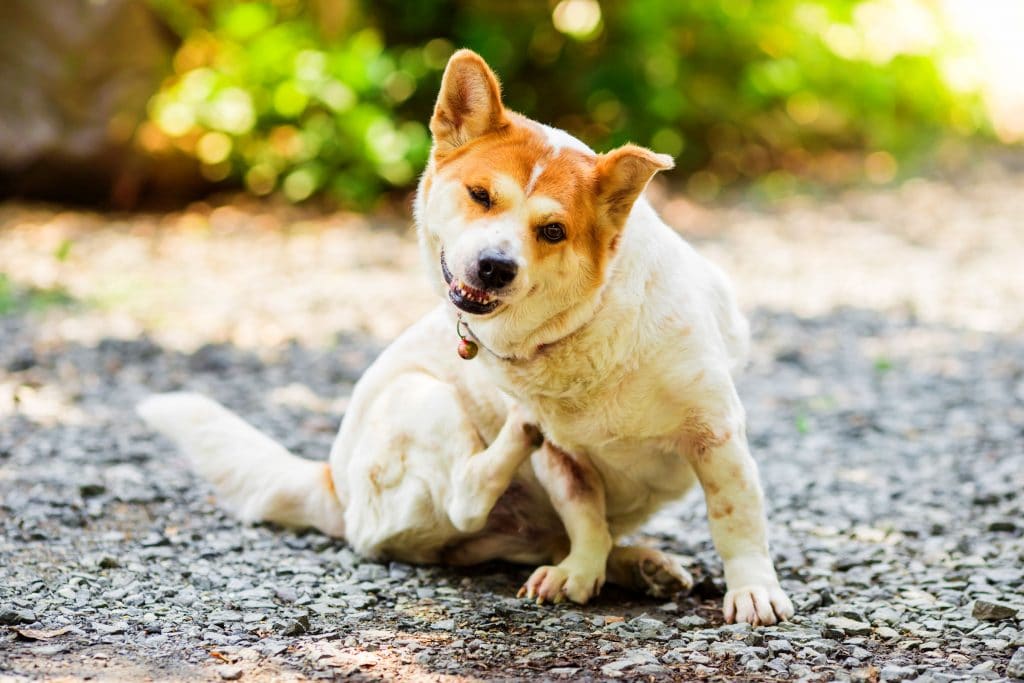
136, 392, 345, 537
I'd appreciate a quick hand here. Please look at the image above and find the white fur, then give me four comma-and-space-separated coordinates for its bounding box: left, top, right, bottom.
138, 56, 791, 624
136, 393, 345, 536
538, 123, 595, 156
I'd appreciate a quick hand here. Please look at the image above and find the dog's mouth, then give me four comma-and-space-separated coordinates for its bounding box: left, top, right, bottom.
441, 251, 501, 315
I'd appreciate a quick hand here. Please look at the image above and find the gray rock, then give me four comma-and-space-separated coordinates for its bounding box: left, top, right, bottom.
973, 600, 1019, 621
547, 667, 580, 677
431, 619, 455, 631
675, 615, 707, 628
0, 608, 36, 625
880, 665, 916, 681
216, 665, 244, 680
824, 617, 873, 636
1007, 648, 1024, 679
767, 639, 794, 655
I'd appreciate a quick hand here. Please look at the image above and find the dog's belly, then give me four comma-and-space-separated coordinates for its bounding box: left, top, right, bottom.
586, 440, 700, 537
537, 403, 699, 536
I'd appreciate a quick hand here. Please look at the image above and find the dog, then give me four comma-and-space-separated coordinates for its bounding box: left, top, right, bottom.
138, 49, 793, 626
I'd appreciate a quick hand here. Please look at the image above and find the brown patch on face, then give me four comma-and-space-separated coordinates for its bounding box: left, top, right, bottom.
545, 443, 594, 498
430, 113, 612, 295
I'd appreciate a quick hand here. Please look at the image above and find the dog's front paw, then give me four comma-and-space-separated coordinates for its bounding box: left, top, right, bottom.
723, 583, 794, 626
517, 563, 604, 605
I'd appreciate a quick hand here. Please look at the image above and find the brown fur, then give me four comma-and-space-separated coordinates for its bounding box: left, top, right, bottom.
709, 501, 735, 520
544, 443, 595, 498
323, 463, 336, 496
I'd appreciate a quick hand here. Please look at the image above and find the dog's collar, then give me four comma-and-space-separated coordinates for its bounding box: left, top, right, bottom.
458, 293, 605, 364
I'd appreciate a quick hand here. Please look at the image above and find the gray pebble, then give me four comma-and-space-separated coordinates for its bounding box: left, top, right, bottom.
1006, 648, 1024, 678
973, 600, 1019, 622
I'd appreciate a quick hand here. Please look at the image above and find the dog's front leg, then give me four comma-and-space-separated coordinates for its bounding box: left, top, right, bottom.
519, 443, 612, 604
686, 425, 794, 625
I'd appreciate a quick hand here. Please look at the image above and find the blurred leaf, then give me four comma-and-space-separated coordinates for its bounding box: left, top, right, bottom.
145, 0, 991, 207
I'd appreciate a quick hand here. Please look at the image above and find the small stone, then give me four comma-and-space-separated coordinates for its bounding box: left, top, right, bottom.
973, 600, 1018, 621
98, 556, 120, 569
744, 657, 765, 672
628, 615, 671, 639
767, 639, 794, 655
799, 648, 827, 665
971, 661, 995, 673
217, 665, 244, 680
93, 621, 128, 634
0, 608, 37, 625
547, 667, 580, 677
6, 348, 37, 372
983, 638, 1009, 652
825, 616, 873, 636
79, 482, 106, 498
880, 665, 916, 681
280, 616, 309, 637
208, 610, 243, 623
676, 615, 707, 628
1006, 648, 1024, 678
431, 619, 455, 631
851, 646, 872, 660
875, 626, 900, 640
851, 666, 879, 682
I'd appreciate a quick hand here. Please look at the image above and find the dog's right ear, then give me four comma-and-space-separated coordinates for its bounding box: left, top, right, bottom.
430, 49, 506, 156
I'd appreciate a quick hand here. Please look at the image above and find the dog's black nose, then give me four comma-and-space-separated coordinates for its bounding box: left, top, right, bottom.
477, 249, 518, 289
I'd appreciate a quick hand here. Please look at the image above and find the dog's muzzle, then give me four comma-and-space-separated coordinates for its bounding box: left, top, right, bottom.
441, 250, 501, 315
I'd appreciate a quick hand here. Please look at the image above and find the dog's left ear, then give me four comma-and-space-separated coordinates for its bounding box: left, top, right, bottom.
430, 49, 506, 156
595, 144, 674, 223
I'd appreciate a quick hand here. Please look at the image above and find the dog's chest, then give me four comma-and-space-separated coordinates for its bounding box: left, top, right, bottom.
498, 349, 685, 448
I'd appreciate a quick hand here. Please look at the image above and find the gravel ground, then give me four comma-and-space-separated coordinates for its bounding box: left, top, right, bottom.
2, 164, 1024, 681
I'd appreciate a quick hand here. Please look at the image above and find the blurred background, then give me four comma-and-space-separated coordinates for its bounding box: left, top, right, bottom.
1, 0, 1023, 354
2, 0, 1024, 207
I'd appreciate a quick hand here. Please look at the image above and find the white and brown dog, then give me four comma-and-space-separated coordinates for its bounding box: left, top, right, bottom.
139, 50, 793, 625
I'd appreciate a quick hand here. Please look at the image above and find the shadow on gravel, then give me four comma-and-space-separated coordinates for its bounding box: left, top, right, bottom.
1, 307, 1022, 681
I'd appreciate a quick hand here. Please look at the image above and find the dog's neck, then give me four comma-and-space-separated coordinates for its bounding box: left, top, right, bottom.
462, 286, 609, 363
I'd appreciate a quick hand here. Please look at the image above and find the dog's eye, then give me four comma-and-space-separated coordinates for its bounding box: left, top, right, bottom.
467, 186, 491, 209
539, 223, 566, 243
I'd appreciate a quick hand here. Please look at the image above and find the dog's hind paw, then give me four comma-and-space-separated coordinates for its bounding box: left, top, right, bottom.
637, 553, 694, 599
608, 546, 694, 598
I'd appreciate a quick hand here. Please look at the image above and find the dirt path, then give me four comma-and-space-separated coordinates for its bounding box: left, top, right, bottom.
1, 163, 1023, 681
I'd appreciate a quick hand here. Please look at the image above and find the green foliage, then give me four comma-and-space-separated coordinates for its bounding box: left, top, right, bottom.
0, 274, 75, 316
147, 0, 985, 205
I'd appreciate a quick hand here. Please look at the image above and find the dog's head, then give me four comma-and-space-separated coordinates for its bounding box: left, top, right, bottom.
415, 50, 673, 350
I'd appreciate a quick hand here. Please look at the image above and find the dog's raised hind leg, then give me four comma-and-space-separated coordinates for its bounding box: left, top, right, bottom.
445, 405, 543, 534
